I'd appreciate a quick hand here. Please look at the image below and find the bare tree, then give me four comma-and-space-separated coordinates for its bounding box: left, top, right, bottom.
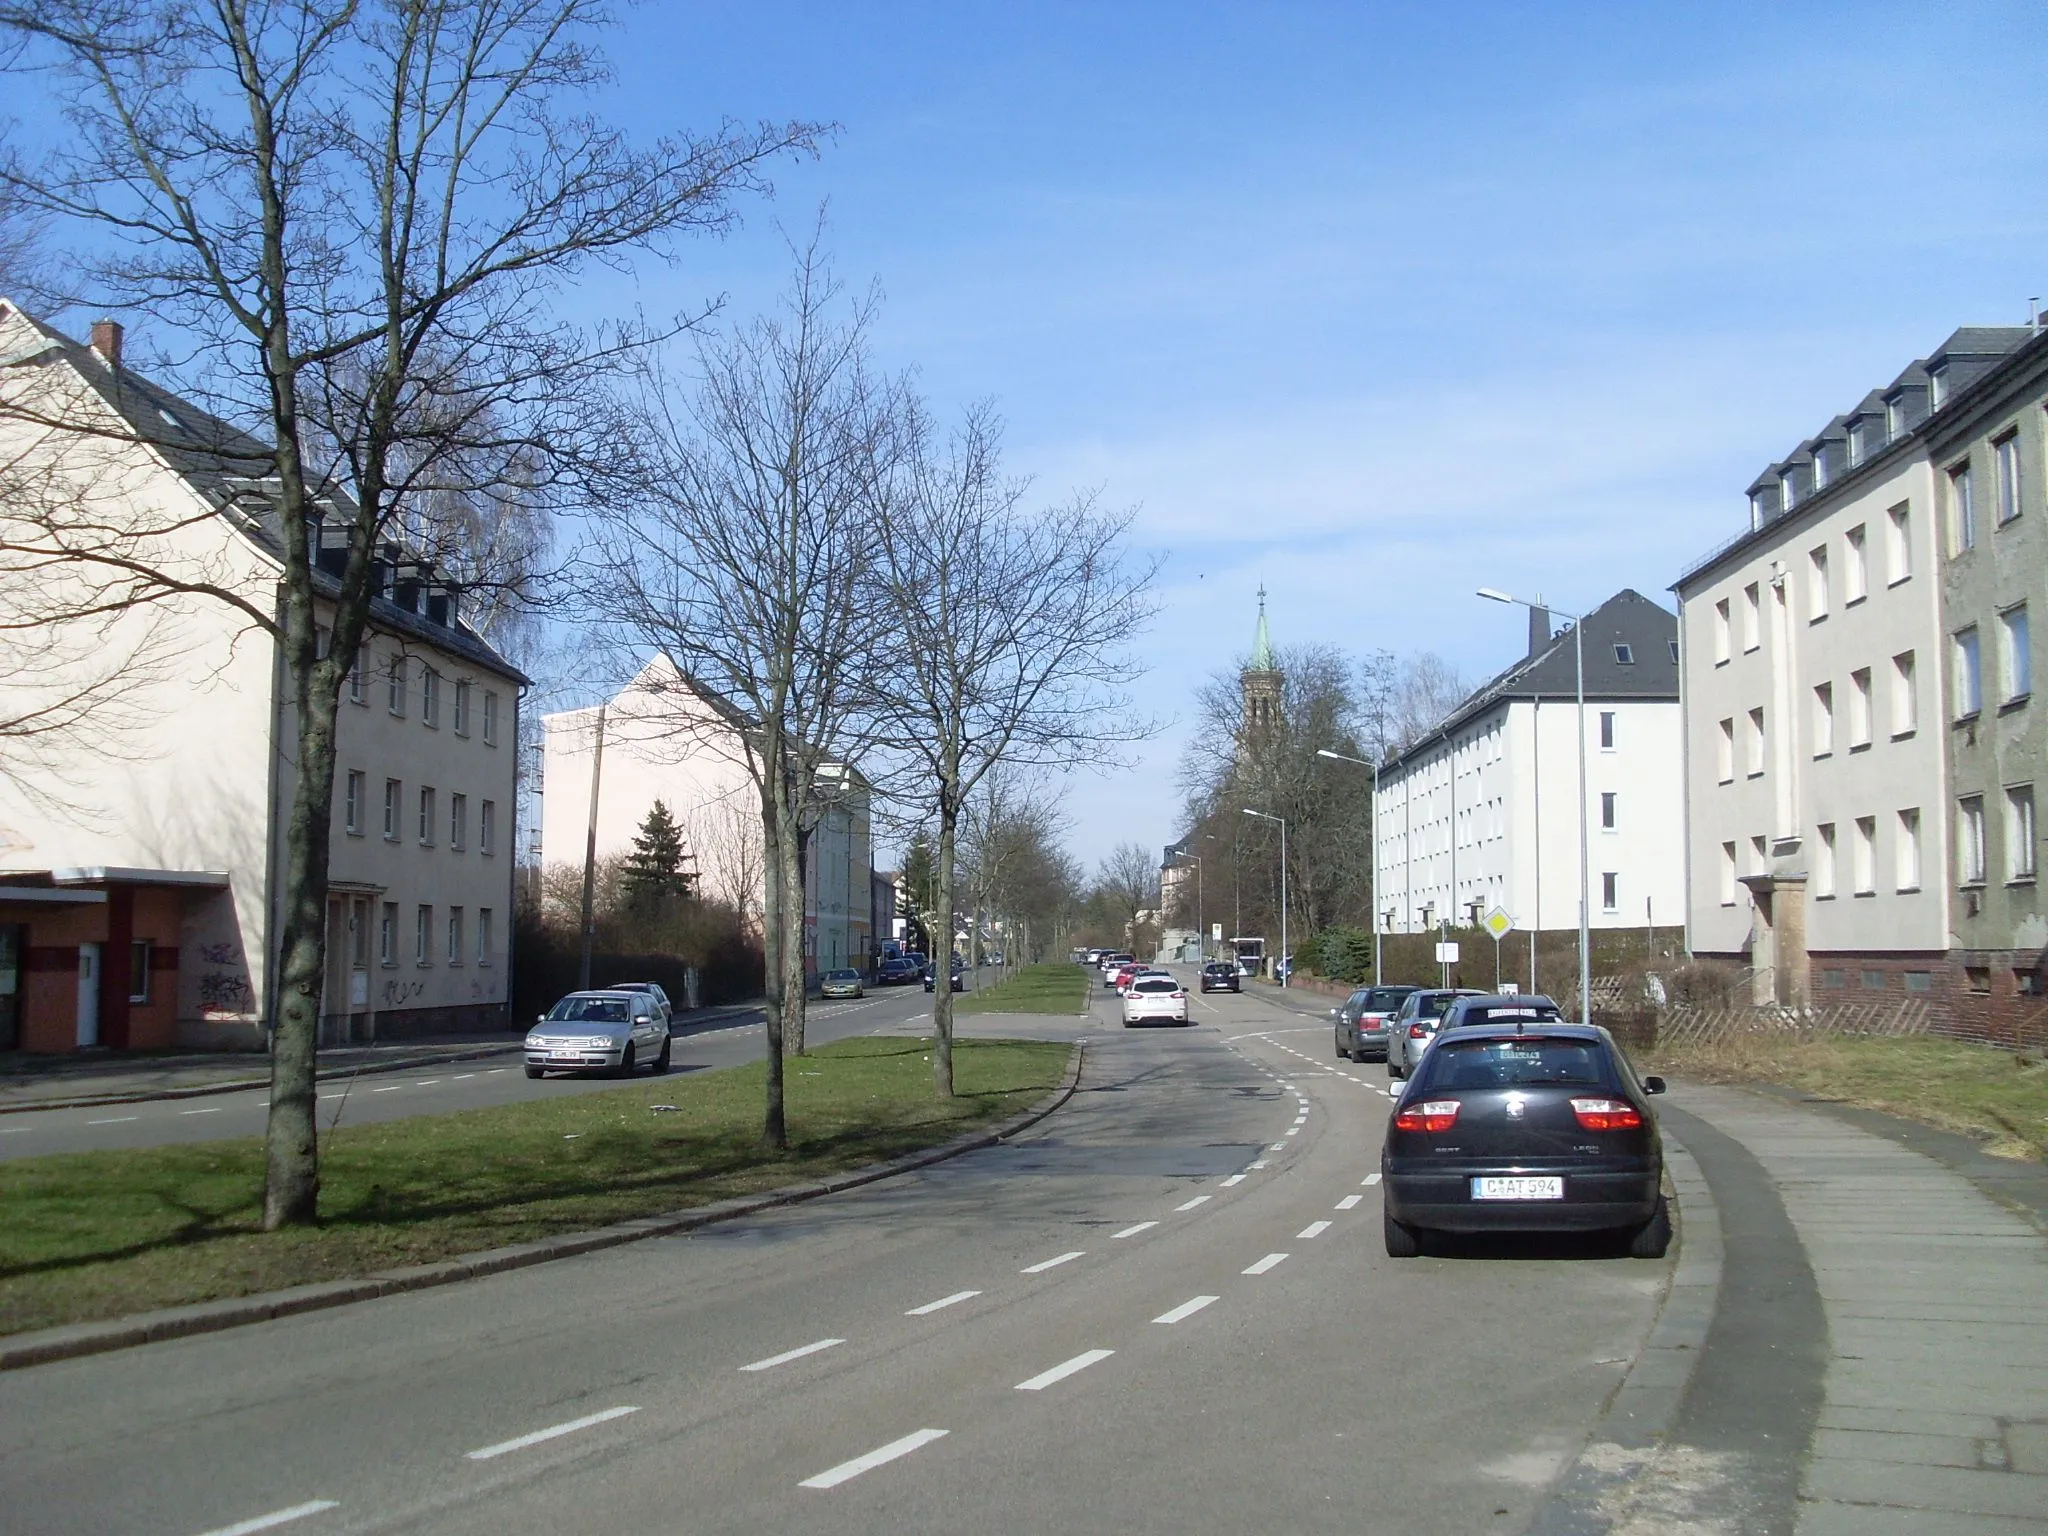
597, 237, 890, 1147
872, 400, 1155, 1095
688, 792, 766, 934
1390, 652, 1473, 750
1094, 841, 1160, 933
0, 0, 817, 1225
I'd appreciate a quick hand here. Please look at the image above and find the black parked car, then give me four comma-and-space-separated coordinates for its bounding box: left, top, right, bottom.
1198, 961, 1241, 994
923, 955, 965, 993
1380, 1023, 1670, 1259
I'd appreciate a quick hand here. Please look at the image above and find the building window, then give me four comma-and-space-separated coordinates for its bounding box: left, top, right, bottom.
483, 689, 499, 745
1601, 872, 1619, 912
1953, 627, 1983, 717
418, 785, 436, 845
380, 902, 398, 965
383, 778, 402, 840
128, 939, 152, 1003
1822, 967, 1846, 988
478, 907, 494, 966
1949, 461, 1976, 553
447, 906, 465, 966
415, 904, 433, 966
1995, 431, 2022, 525
1813, 682, 1834, 756
2009, 785, 2038, 881
1886, 503, 1911, 584
1742, 583, 1760, 651
1613, 643, 1633, 665
422, 667, 441, 728
1716, 718, 1735, 783
344, 771, 365, 836
1930, 363, 1949, 408
1599, 711, 1615, 750
480, 799, 496, 856
1601, 791, 1617, 830
387, 654, 407, 716
1903, 971, 1933, 992
1807, 545, 1829, 621
1853, 816, 1876, 895
1746, 707, 1765, 777
1713, 598, 1731, 664
1845, 525, 1868, 602
1890, 651, 1917, 736
1896, 807, 1921, 891
347, 647, 366, 705
1668, 639, 1679, 664
1958, 796, 1987, 885
1815, 822, 1836, 898
2000, 605, 2031, 702
454, 679, 470, 737
450, 792, 467, 851
1719, 841, 1737, 905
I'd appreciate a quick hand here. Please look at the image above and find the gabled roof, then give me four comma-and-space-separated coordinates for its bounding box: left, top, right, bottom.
1380, 589, 1677, 776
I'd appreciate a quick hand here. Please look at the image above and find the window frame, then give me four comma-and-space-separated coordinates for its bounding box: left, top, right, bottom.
2008, 784, 2038, 882
1885, 502, 1912, 585
1953, 627, 1983, 718
128, 939, 152, 1003
1601, 871, 1619, 913
447, 906, 465, 967
415, 903, 433, 967
344, 770, 365, 836
1890, 651, 1917, 738
482, 689, 499, 746
1600, 791, 1617, 831
449, 791, 467, 851
477, 907, 495, 966
418, 784, 436, 846
1995, 429, 2022, 526
386, 653, 407, 716
1895, 808, 1921, 892
1999, 604, 2031, 703
1815, 822, 1837, 898
480, 799, 496, 856
453, 679, 471, 737
1807, 544, 1829, 621
1958, 795, 1987, 886
421, 666, 441, 728
380, 902, 399, 966
1844, 525, 1869, 604
1598, 710, 1615, 751
383, 777, 402, 841
1812, 681, 1834, 757
1949, 460, 1976, 553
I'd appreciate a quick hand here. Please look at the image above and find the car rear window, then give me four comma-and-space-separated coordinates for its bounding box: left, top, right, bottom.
1366, 988, 1414, 1010
1132, 977, 1179, 993
1421, 1037, 1607, 1089
1456, 1004, 1561, 1027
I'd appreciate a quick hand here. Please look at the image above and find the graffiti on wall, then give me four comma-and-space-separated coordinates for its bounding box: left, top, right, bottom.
196, 971, 253, 1016
382, 978, 425, 1007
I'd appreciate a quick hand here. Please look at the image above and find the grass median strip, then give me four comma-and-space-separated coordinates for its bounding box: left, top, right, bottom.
0, 1035, 1067, 1338
955, 964, 1090, 1016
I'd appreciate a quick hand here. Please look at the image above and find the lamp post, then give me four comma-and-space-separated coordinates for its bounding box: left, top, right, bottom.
1242, 808, 1287, 986
1316, 747, 1381, 982
1478, 587, 1590, 1022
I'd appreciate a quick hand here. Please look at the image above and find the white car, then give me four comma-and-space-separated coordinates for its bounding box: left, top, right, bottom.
1122, 974, 1190, 1027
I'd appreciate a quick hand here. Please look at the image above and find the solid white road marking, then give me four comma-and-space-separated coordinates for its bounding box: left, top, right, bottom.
1337, 1195, 1363, 1210
800, 1428, 949, 1489
1111, 1221, 1158, 1239
191, 1500, 340, 1536
905, 1290, 980, 1316
1243, 1253, 1289, 1275
1153, 1295, 1219, 1325
1363, 1172, 1382, 1186
1297, 1220, 1332, 1239
465, 1405, 640, 1460
741, 1338, 845, 1372
1220, 1174, 1246, 1187
86, 1116, 139, 1125
1015, 1348, 1115, 1391
180, 1107, 223, 1116
1174, 1195, 1211, 1212
1021, 1250, 1085, 1274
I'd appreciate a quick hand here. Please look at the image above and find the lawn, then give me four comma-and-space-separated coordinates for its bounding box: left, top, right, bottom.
0, 1035, 1069, 1338
1646, 1033, 2048, 1161
957, 964, 1091, 1015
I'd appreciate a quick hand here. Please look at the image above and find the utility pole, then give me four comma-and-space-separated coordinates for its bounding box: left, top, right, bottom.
576, 703, 607, 991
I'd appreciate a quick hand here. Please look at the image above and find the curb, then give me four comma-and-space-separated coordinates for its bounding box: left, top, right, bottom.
1523, 1134, 1724, 1535
0, 1041, 1087, 1373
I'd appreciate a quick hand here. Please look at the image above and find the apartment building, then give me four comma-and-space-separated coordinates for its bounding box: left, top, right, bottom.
540, 658, 872, 981
0, 303, 524, 1052
1675, 321, 2044, 1023
1374, 591, 1684, 953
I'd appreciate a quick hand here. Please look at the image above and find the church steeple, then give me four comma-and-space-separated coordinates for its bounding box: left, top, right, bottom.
1250, 585, 1275, 671
1241, 587, 1282, 736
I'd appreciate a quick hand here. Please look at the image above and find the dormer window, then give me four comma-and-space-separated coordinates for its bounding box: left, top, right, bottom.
1780, 471, 1799, 511
1885, 396, 1905, 440
1929, 365, 1948, 409
1812, 450, 1829, 491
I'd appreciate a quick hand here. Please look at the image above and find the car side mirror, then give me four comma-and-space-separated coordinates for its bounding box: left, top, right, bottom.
1643, 1076, 1667, 1095
537, 1014, 547, 1025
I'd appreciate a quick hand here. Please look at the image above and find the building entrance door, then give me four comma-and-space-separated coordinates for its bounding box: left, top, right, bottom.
76, 942, 101, 1048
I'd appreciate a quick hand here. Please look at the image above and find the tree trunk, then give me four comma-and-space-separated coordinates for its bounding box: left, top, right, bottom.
778, 820, 809, 1058
756, 782, 789, 1151
931, 791, 958, 1099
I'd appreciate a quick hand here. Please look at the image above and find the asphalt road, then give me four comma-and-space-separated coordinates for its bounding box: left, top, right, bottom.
1, 977, 1674, 1536
0, 986, 944, 1162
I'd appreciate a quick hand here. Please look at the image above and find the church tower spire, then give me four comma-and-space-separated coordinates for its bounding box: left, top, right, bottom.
1241, 586, 1283, 736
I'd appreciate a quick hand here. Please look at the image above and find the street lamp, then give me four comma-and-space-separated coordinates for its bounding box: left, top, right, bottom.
1242, 808, 1287, 986
1316, 747, 1381, 983
1478, 586, 1590, 1022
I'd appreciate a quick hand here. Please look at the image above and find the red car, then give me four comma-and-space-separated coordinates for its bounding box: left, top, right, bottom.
1109, 962, 1149, 994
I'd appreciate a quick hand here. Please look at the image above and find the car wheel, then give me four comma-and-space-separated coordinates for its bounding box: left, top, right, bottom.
1335, 1034, 1348, 1061
1387, 1059, 1405, 1080
651, 1036, 671, 1075
1628, 1195, 1673, 1259
613, 1043, 636, 1079
524, 1065, 544, 1080
1383, 1210, 1422, 1258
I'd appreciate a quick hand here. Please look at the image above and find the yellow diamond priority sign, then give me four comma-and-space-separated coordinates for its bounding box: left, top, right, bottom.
1482, 905, 1514, 940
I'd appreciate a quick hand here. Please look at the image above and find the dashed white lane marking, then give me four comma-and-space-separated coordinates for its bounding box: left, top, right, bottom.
86, 1116, 139, 1125
1363, 1173, 1382, 1186
1298, 1220, 1333, 1240
1243, 1253, 1290, 1275
1270, 1143, 1287, 1151
1220, 1173, 1246, 1187
454, 1073, 476, 1080
485, 1068, 508, 1075
465, 1405, 640, 1460
1112, 1222, 1157, 1240
372, 1086, 403, 1094
0, 1126, 29, 1134
1016, 1348, 1115, 1391
1249, 1160, 1268, 1169
1174, 1195, 1211, 1212
1285, 1127, 1300, 1137
799, 1428, 949, 1489
741, 1338, 845, 1372
1021, 1250, 1085, 1274
906, 1290, 980, 1316
191, 1499, 340, 1536
1337, 1195, 1363, 1210
1153, 1295, 1219, 1325
414, 1079, 441, 1087
180, 1106, 223, 1116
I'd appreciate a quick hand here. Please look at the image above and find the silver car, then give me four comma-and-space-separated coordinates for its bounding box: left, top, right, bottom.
526, 990, 672, 1079
1384, 988, 1489, 1080
1332, 984, 1420, 1062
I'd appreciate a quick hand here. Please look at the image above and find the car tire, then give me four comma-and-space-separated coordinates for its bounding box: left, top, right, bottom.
524, 1065, 544, 1079
1384, 1210, 1422, 1258
652, 1036, 671, 1075
613, 1044, 636, 1079
1387, 1059, 1405, 1080
1628, 1195, 1673, 1259
1335, 1035, 1348, 1061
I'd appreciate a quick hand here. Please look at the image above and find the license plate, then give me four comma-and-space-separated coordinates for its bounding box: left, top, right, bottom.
1472, 1176, 1563, 1201
548, 1050, 580, 1061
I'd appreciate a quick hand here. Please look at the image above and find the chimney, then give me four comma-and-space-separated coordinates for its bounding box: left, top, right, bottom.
89, 319, 123, 370
1527, 601, 1551, 658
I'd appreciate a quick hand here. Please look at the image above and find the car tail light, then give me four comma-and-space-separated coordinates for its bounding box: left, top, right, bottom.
1394, 1099, 1460, 1133
1408, 1022, 1429, 1038
1570, 1097, 1643, 1131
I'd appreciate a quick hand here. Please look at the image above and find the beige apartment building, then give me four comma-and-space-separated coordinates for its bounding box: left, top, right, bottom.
1676, 320, 2045, 1033
0, 302, 524, 1052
